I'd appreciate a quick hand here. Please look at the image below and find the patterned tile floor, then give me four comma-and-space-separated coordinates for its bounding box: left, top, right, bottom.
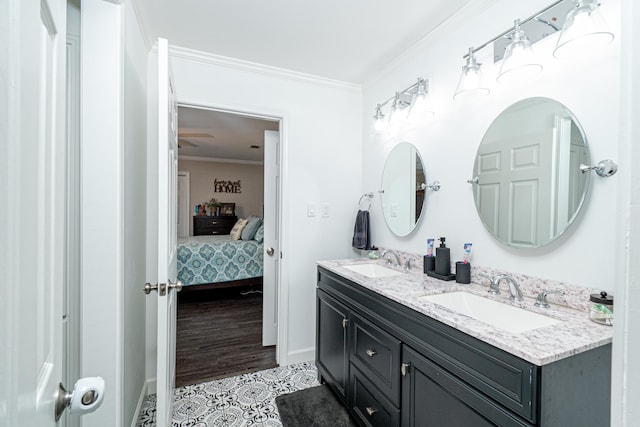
137, 362, 320, 426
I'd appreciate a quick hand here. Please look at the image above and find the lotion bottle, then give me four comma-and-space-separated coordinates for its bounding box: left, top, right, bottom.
435, 237, 451, 276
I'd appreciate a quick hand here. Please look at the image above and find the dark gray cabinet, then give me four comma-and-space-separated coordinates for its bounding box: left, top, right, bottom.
316, 289, 350, 404
316, 266, 611, 427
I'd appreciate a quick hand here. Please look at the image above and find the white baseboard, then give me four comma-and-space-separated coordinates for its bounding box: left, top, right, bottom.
146, 377, 157, 395
130, 381, 148, 427
285, 347, 315, 366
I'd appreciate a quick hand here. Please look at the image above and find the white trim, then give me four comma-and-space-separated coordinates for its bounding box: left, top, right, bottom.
177, 171, 190, 238
178, 155, 263, 166
166, 44, 362, 92
128, 0, 152, 51
146, 378, 156, 395
285, 348, 315, 366
177, 96, 290, 369
129, 382, 148, 427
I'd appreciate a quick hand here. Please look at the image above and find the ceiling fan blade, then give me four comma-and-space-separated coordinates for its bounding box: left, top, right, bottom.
177, 132, 214, 139
178, 138, 198, 148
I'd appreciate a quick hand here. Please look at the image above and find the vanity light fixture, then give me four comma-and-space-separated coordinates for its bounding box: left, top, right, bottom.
553, 0, 614, 59
497, 19, 543, 84
373, 104, 386, 132
372, 77, 432, 133
453, 47, 490, 101
454, 0, 614, 100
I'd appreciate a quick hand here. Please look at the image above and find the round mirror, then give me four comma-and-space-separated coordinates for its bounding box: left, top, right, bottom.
381, 142, 426, 237
472, 97, 590, 248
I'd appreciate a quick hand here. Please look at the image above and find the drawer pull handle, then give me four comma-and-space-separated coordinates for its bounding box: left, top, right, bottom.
365, 406, 377, 417
211, 221, 218, 225
401, 362, 410, 376
366, 349, 377, 357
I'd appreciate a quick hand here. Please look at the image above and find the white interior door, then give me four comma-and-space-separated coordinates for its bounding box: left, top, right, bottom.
263, 130, 280, 348
154, 37, 180, 427
0, 0, 67, 424
475, 130, 553, 247
177, 171, 190, 237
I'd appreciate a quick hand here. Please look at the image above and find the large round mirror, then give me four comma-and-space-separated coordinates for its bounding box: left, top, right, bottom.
381, 142, 426, 237
472, 97, 590, 248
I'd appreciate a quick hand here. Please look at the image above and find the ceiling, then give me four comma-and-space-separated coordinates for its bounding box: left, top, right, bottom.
132, 0, 473, 84
177, 107, 279, 163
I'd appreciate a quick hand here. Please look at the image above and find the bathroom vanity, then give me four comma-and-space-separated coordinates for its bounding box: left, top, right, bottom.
316, 261, 612, 427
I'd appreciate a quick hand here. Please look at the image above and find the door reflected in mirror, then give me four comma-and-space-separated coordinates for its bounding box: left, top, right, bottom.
473, 97, 590, 248
381, 142, 426, 237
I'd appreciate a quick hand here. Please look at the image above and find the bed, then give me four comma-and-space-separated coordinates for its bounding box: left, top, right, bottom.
177, 235, 264, 291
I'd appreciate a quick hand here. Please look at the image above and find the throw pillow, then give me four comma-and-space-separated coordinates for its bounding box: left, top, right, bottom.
254, 223, 264, 243
229, 218, 248, 240
241, 217, 263, 241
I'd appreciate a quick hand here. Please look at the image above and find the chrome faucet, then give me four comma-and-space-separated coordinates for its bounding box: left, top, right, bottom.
381, 249, 401, 267
479, 273, 523, 301
494, 274, 523, 301
534, 290, 565, 308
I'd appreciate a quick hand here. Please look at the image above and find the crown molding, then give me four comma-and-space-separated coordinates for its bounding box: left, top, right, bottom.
164, 44, 362, 93
178, 155, 264, 166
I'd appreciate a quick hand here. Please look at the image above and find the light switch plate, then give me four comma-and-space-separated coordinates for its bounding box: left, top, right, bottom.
307, 202, 317, 217
321, 203, 330, 218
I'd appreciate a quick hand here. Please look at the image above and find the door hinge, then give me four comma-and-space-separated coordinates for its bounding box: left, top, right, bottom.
401, 362, 411, 376
342, 318, 349, 329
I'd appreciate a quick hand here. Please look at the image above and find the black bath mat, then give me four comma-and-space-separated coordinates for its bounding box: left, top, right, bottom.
275, 385, 357, 427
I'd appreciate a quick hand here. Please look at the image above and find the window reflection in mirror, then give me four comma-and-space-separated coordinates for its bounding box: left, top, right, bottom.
473, 97, 590, 248
381, 142, 426, 237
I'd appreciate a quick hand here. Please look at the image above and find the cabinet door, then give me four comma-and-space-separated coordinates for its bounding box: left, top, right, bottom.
316, 289, 350, 404
401, 346, 532, 427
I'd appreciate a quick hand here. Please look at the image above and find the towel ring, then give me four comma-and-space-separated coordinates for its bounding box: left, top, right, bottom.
358, 192, 374, 211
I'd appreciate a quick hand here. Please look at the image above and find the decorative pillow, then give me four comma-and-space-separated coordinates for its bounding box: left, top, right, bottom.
241, 217, 263, 241
229, 218, 248, 240
253, 223, 265, 243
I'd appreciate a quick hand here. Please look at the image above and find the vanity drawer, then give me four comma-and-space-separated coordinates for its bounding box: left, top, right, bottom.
350, 366, 400, 427
350, 312, 401, 406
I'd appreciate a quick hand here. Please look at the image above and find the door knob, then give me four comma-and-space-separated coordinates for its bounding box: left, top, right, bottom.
143, 282, 158, 294
55, 377, 105, 421
168, 279, 183, 292
266, 247, 275, 256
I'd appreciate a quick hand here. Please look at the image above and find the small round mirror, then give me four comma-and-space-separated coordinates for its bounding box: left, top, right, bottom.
381, 142, 426, 237
472, 97, 590, 248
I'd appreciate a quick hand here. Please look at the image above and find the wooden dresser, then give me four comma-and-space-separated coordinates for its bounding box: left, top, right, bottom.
193, 215, 237, 236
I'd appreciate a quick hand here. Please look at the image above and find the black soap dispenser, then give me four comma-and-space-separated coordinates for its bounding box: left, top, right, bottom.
435, 237, 451, 277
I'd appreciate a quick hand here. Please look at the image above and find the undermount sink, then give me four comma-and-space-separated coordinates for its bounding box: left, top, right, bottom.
420, 291, 562, 334
342, 263, 405, 278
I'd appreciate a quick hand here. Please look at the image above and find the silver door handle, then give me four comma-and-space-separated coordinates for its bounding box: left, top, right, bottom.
366, 349, 377, 357
143, 282, 158, 295
266, 247, 275, 256
168, 279, 183, 292
365, 406, 377, 416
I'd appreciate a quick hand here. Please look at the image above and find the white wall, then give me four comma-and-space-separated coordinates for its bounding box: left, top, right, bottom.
143, 47, 363, 370
178, 159, 264, 235
81, 1, 148, 425
81, 1, 123, 424
122, 0, 148, 424
612, 0, 640, 424
362, 0, 621, 290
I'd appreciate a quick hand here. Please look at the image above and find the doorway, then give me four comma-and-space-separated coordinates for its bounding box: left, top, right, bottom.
174, 104, 282, 386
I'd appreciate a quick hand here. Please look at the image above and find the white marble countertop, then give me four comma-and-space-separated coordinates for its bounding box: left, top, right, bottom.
317, 258, 613, 366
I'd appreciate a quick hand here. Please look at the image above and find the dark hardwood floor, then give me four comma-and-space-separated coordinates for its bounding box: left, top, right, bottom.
175, 287, 277, 387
